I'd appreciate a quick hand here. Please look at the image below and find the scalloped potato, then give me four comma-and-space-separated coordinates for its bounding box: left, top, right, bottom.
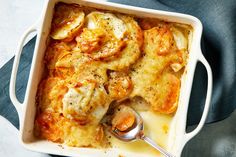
50, 3, 85, 41
35, 2, 192, 149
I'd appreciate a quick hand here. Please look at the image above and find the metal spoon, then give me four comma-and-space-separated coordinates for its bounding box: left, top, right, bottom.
108, 106, 175, 157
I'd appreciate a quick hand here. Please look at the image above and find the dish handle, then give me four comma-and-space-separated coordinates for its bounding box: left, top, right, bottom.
9, 25, 38, 118
183, 52, 213, 144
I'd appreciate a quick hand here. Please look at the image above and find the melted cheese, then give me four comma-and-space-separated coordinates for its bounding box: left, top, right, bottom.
106, 15, 143, 70
62, 85, 95, 120
86, 11, 127, 39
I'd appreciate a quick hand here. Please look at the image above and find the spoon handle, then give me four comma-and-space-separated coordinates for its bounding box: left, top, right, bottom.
141, 135, 175, 157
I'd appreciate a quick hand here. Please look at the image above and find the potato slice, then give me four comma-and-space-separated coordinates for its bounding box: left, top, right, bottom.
62, 80, 112, 125
143, 25, 177, 56
170, 26, 189, 72
86, 11, 126, 40
171, 26, 188, 50
112, 105, 136, 131
50, 3, 85, 41
151, 73, 180, 114
76, 28, 126, 60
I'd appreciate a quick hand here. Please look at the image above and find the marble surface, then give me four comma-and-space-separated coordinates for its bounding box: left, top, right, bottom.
0, 117, 49, 157
0, 0, 45, 68
0, 0, 235, 157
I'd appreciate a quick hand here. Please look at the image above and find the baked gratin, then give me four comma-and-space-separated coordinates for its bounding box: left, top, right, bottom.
34, 2, 192, 150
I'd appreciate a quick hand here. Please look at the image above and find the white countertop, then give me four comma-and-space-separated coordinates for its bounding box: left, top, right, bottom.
0, 0, 45, 68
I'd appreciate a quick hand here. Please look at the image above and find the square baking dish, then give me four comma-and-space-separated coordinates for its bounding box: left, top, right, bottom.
10, 0, 213, 156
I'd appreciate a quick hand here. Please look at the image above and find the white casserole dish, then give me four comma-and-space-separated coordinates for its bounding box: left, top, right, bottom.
9, 0, 213, 156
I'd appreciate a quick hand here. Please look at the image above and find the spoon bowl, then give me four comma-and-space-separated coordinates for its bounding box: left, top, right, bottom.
107, 105, 175, 157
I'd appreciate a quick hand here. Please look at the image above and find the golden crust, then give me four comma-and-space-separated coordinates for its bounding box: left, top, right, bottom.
76, 28, 126, 60
106, 15, 143, 70
76, 28, 106, 54
152, 73, 180, 114
62, 80, 111, 125
131, 67, 181, 114
34, 111, 108, 147
106, 71, 133, 100
37, 77, 68, 113
144, 25, 177, 56
131, 26, 186, 114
